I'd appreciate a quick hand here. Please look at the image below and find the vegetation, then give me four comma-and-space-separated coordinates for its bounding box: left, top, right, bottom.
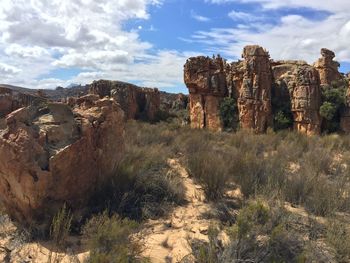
272, 84, 294, 131
219, 97, 239, 131
4, 119, 350, 261
49, 203, 72, 247
320, 80, 348, 133
82, 211, 147, 263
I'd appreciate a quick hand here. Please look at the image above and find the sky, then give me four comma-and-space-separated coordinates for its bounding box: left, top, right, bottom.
1, 0, 350, 93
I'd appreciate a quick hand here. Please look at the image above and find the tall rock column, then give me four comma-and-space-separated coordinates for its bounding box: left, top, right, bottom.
291, 65, 322, 135
314, 48, 343, 86
238, 45, 272, 133
184, 55, 227, 131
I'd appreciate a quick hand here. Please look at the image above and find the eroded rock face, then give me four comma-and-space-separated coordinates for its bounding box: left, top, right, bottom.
0, 87, 45, 118
314, 48, 343, 86
291, 66, 322, 135
184, 55, 226, 131
89, 80, 160, 121
238, 45, 272, 133
272, 61, 322, 135
0, 98, 125, 227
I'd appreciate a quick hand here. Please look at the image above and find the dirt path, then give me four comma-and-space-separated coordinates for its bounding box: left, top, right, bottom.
136, 159, 223, 263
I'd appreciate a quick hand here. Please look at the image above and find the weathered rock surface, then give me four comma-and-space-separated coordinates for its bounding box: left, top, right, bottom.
184, 46, 332, 135
290, 65, 322, 135
184, 55, 226, 131
314, 48, 343, 86
238, 45, 272, 133
89, 80, 160, 121
0, 97, 124, 227
0, 87, 46, 118
272, 61, 322, 135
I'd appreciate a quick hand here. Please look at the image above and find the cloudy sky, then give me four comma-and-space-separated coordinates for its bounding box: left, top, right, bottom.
1, 0, 350, 93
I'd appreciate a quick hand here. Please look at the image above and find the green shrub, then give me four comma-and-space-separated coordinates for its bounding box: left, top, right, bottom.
274, 110, 293, 131
222, 201, 304, 263
219, 97, 239, 130
50, 203, 72, 247
187, 147, 231, 200
320, 102, 337, 121
320, 82, 347, 133
83, 212, 146, 263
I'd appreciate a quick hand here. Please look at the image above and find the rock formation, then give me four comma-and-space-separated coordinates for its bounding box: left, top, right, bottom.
314, 48, 343, 86
0, 87, 46, 118
184, 47, 339, 135
272, 61, 322, 135
89, 80, 160, 121
184, 55, 227, 131
238, 45, 272, 133
0, 97, 125, 227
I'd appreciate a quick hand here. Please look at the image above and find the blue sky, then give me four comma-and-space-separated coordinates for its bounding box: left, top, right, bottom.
1, 0, 350, 93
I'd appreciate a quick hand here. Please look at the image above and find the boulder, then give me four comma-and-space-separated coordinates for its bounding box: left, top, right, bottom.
0, 98, 125, 227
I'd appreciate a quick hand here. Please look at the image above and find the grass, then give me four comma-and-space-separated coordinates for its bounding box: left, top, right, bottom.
114, 120, 350, 262
82, 211, 148, 263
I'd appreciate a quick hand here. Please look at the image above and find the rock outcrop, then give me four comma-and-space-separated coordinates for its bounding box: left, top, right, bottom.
314, 48, 343, 86
0, 87, 46, 118
184, 55, 227, 131
272, 61, 322, 135
89, 80, 160, 121
238, 45, 272, 133
0, 97, 125, 227
184, 47, 339, 135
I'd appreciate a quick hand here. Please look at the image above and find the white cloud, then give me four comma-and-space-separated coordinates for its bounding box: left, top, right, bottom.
192, 0, 350, 66
191, 11, 211, 22
0, 62, 21, 75
228, 10, 259, 21
0, 0, 190, 91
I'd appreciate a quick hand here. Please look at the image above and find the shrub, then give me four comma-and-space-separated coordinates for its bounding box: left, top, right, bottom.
50, 203, 72, 247
83, 212, 146, 263
89, 121, 185, 220
274, 110, 293, 131
320, 102, 337, 121
186, 147, 231, 200
192, 224, 221, 263
222, 201, 304, 263
320, 82, 347, 133
219, 97, 239, 130
326, 220, 350, 262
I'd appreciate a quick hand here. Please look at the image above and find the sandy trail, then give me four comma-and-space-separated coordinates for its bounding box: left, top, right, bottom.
136, 158, 220, 263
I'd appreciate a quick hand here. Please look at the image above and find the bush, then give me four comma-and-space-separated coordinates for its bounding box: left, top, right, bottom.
326, 220, 350, 262
222, 201, 304, 263
83, 212, 146, 263
219, 97, 239, 131
186, 146, 231, 200
274, 110, 293, 131
89, 121, 185, 220
320, 82, 347, 133
320, 102, 337, 121
50, 203, 72, 247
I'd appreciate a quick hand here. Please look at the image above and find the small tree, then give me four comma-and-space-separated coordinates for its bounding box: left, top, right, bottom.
320, 81, 347, 133
219, 97, 239, 131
